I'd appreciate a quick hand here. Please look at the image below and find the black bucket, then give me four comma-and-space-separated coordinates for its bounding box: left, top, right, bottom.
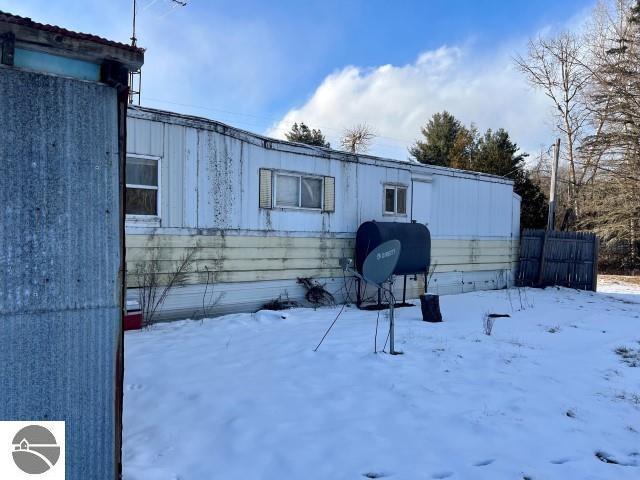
420, 294, 442, 323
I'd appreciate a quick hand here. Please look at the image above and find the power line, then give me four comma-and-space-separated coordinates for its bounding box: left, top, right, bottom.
141, 0, 162, 13
158, 0, 187, 19
140, 95, 417, 145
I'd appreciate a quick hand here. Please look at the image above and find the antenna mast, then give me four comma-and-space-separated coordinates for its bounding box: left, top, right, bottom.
128, 0, 187, 105
128, 0, 141, 105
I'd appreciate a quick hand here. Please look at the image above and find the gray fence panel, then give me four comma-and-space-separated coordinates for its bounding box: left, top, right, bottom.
517, 229, 598, 291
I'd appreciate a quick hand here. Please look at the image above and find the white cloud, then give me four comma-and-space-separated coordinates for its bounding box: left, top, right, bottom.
268, 44, 554, 160
0, 0, 287, 114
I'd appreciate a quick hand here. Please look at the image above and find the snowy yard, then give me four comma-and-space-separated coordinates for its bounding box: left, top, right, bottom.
123, 279, 640, 479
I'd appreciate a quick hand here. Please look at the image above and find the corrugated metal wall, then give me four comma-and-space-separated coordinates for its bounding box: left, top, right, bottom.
0, 67, 120, 479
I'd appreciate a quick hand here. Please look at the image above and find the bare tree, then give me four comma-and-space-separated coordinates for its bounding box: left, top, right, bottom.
340, 123, 375, 154
578, 0, 640, 268
515, 32, 593, 217
515, 0, 640, 270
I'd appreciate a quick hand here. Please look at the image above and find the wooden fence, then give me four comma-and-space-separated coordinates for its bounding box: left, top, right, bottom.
517, 229, 599, 291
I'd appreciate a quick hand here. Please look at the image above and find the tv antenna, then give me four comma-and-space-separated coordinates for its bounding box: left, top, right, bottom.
129, 0, 188, 105
315, 240, 402, 355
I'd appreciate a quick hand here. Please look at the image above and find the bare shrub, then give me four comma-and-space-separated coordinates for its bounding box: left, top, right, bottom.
135, 245, 199, 326
425, 261, 438, 293
506, 286, 514, 311
262, 291, 298, 311
297, 277, 335, 307
518, 286, 534, 310
614, 345, 640, 367
483, 312, 495, 336
195, 265, 224, 321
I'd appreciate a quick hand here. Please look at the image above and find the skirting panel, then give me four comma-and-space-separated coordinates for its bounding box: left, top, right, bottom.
126, 268, 515, 321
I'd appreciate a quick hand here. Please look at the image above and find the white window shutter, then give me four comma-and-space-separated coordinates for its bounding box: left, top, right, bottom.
259, 169, 272, 209
323, 176, 335, 212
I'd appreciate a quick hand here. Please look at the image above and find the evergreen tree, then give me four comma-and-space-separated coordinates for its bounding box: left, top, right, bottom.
474, 129, 548, 229
285, 122, 330, 148
409, 111, 474, 167
475, 128, 523, 176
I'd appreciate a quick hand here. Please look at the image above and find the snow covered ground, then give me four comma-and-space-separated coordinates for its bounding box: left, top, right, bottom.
599, 275, 640, 297
123, 281, 640, 480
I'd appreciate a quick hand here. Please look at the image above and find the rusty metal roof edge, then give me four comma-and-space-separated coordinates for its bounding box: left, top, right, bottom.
0, 10, 144, 58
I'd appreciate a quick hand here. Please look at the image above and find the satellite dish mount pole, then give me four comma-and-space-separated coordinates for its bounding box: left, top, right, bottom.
388, 277, 396, 355
340, 239, 402, 355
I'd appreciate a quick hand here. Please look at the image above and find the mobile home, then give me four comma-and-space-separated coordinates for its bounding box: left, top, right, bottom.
125, 106, 521, 320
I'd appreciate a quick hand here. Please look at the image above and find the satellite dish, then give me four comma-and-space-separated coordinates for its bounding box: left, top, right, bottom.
362, 239, 402, 288
327, 239, 403, 355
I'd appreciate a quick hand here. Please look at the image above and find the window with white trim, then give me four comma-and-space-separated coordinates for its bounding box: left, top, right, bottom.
274, 172, 323, 209
126, 156, 159, 217
384, 185, 407, 215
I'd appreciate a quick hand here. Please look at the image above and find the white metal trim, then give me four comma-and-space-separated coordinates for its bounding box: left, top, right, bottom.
411, 175, 433, 183
125, 152, 162, 161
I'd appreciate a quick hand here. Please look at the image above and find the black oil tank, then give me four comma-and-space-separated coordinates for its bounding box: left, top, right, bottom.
355, 221, 431, 276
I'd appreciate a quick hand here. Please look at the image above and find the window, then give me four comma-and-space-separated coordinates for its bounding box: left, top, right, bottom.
260, 169, 334, 212
274, 172, 323, 209
126, 156, 159, 216
384, 185, 407, 215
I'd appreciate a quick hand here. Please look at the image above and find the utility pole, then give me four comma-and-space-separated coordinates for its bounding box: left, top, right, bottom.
547, 138, 560, 231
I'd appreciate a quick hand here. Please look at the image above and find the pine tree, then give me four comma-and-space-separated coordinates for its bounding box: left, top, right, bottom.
474, 129, 523, 176
411, 113, 548, 229
409, 111, 474, 167
474, 129, 548, 229
285, 122, 330, 148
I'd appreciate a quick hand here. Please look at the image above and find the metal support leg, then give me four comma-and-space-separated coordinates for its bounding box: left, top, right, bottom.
402, 275, 407, 303
389, 300, 395, 355
388, 278, 396, 355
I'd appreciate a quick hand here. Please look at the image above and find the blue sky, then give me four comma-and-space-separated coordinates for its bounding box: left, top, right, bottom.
1, 0, 593, 158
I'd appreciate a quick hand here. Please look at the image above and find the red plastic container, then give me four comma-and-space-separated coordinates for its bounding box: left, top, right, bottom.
124, 310, 143, 330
